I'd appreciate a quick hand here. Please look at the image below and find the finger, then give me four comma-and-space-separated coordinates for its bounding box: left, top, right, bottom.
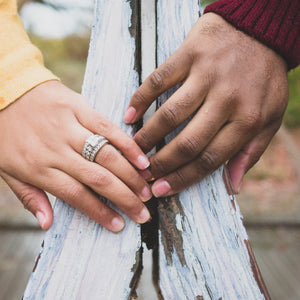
37, 169, 127, 232
146, 99, 229, 178
124, 48, 192, 123
1, 172, 53, 230
133, 77, 209, 153
94, 144, 152, 201
58, 151, 151, 224
73, 103, 150, 170
227, 122, 281, 194
151, 121, 253, 197
70, 127, 152, 201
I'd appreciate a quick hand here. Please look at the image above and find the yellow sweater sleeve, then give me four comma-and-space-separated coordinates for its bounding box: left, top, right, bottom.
0, 0, 59, 110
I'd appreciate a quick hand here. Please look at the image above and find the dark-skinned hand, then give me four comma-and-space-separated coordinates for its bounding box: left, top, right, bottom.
124, 13, 289, 197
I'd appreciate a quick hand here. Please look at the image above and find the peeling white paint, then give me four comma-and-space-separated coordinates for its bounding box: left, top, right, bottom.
157, 1, 265, 299
24, 1, 140, 299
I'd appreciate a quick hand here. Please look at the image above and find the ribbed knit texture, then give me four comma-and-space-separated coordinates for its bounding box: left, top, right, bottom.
205, 0, 300, 70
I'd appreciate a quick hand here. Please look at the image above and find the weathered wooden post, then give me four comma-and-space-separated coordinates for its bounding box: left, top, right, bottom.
153, 1, 270, 299
23, 1, 142, 299
23, 1, 270, 299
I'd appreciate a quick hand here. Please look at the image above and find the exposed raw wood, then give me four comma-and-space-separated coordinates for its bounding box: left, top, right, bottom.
23, 1, 142, 299
155, 1, 270, 299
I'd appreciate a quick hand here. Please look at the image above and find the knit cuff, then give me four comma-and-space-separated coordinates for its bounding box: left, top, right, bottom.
204, 0, 300, 70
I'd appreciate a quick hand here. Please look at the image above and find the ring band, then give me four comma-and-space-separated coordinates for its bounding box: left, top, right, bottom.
82, 134, 109, 162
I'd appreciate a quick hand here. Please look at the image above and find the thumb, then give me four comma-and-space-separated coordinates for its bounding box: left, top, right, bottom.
1, 173, 53, 230
227, 124, 280, 194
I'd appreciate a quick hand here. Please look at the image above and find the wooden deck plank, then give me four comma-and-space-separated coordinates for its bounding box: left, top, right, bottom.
248, 229, 300, 300
0, 228, 300, 300
0, 231, 18, 297
2, 232, 42, 300
0, 230, 43, 300
0, 231, 24, 299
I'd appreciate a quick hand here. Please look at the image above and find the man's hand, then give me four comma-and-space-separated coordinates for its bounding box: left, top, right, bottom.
124, 13, 289, 197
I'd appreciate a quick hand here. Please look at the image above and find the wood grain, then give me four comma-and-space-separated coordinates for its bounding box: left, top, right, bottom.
23, 1, 142, 299
155, 1, 270, 299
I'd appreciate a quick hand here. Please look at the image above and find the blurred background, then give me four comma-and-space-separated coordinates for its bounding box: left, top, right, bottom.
0, 1, 299, 299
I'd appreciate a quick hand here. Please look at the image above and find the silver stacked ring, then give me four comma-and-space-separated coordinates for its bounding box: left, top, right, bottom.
82, 134, 109, 162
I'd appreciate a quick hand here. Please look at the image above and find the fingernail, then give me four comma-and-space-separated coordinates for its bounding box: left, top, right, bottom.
139, 169, 153, 181
141, 186, 152, 201
152, 179, 171, 197
139, 207, 151, 223
137, 155, 150, 169
124, 106, 136, 123
111, 217, 125, 232
36, 211, 45, 229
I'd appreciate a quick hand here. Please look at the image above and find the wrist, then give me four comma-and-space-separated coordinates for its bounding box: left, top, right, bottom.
204, 0, 300, 70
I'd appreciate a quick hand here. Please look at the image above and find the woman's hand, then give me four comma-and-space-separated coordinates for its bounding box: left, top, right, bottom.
124, 13, 289, 196
0, 81, 152, 232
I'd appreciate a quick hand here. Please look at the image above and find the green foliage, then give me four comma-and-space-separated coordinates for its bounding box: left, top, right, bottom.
29, 34, 90, 93
201, 0, 218, 7
285, 66, 300, 128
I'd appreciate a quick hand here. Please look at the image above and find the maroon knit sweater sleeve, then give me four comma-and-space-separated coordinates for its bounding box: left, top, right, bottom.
204, 0, 300, 70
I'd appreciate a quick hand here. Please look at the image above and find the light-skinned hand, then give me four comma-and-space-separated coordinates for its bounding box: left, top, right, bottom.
124, 13, 289, 197
0, 81, 152, 232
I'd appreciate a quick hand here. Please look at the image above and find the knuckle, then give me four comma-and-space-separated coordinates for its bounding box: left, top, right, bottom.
96, 118, 113, 135
197, 151, 217, 174
128, 201, 144, 217
203, 64, 217, 86
94, 207, 108, 223
222, 86, 239, 104
167, 93, 194, 114
127, 172, 144, 189
173, 169, 186, 187
176, 135, 201, 157
120, 139, 136, 154
89, 171, 111, 187
132, 90, 149, 107
150, 155, 168, 177
243, 112, 263, 131
150, 70, 164, 90
64, 184, 85, 200
236, 111, 262, 133
158, 106, 180, 129
19, 189, 36, 209
149, 63, 173, 91
181, 90, 195, 107
54, 96, 70, 110
97, 145, 116, 164
134, 129, 154, 152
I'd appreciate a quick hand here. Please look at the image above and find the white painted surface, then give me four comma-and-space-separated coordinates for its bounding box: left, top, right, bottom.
24, 1, 141, 299
141, 0, 157, 126
135, 2, 159, 297
156, 1, 265, 299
